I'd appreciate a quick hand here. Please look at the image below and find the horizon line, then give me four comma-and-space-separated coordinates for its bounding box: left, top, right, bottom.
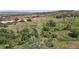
0, 10, 78, 12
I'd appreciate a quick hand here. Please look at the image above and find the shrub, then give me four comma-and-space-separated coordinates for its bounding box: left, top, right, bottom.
27, 18, 32, 21
41, 31, 50, 38
68, 28, 79, 38
55, 16, 62, 18
51, 33, 57, 38
63, 24, 72, 30
68, 32, 78, 38
0, 29, 17, 45
15, 17, 19, 21
17, 41, 25, 45
17, 27, 40, 48
31, 28, 39, 38
54, 27, 60, 31
0, 23, 8, 27
46, 20, 56, 27
0, 36, 7, 44
42, 26, 50, 31
0, 29, 16, 39
4, 44, 12, 49
18, 27, 30, 41
44, 39, 54, 48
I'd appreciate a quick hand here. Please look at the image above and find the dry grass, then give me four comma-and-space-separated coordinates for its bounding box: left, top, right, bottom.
4, 15, 79, 49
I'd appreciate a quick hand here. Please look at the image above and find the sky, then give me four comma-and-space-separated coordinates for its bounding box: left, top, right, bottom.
0, 10, 50, 12
0, 0, 79, 12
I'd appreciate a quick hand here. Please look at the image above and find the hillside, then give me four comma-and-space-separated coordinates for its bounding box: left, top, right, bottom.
0, 10, 79, 49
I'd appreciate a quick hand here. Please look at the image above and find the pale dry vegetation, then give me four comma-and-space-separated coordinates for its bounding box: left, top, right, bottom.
0, 11, 79, 48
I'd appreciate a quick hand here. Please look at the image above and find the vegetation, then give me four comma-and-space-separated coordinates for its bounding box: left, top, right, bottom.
0, 11, 79, 48
68, 27, 79, 38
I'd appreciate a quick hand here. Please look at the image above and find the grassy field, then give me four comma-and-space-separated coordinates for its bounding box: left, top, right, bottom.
0, 14, 79, 49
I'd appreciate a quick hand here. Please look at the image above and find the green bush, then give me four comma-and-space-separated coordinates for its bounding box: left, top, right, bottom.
44, 39, 54, 48
0, 23, 8, 27
18, 27, 30, 41
0, 36, 7, 44
63, 24, 72, 30
42, 26, 50, 31
68, 28, 79, 38
68, 32, 79, 38
46, 20, 56, 27
17, 26, 40, 48
54, 27, 60, 31
19, 27, 39, 41
0, 28, 16, 39
0, 28, 17, 46
31, 28, 39, 38
41, 31, 50, 38
51, 33, 57, 38
27, 18, 32, 21
4, 44, 10, 49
